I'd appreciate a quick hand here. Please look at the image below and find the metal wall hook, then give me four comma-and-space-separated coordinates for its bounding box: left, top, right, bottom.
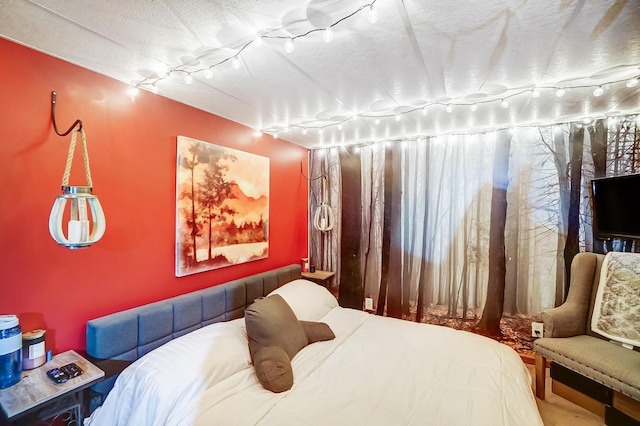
51, 91, 83, 136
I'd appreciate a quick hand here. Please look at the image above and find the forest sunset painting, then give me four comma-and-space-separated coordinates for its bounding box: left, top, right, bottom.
176, 136, 269, 277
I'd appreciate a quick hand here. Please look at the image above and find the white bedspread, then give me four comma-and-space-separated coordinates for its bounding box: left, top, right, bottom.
90, 284, 542, 426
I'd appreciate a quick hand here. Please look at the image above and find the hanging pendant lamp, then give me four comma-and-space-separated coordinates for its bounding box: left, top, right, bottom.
48, 92, 106, 249
313, 176, 334, 232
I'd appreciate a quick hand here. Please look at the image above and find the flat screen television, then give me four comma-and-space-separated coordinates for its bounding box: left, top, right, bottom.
590, 173, 640, 239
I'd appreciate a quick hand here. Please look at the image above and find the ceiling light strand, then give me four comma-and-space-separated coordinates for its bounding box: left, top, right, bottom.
260, 74, 640, 139
132, 0, 379, 93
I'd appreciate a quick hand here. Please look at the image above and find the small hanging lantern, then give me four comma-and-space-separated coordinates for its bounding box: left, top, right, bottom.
313, 176, 334, 232
48, 92, 106, 249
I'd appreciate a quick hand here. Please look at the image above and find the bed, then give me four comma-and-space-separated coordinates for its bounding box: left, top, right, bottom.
85, 266, 542, 425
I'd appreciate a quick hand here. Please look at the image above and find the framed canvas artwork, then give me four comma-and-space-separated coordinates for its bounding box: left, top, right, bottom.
175, 136, 269, 277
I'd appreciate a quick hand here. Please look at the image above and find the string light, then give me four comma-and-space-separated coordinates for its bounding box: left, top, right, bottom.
125, 1, 638, 151
255, 73, 639, 140
133, 1, 381, 95
284, 38, 295, 53
307, 114, 639, 151
368, 4, 379, 23
323, 28, 334, 43
470, 104, 478, 112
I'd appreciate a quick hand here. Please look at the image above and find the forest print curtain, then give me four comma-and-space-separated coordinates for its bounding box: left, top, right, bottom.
309, 115, 639, 336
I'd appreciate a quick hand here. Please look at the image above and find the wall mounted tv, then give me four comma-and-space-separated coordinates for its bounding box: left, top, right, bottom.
590, 173, 640, 239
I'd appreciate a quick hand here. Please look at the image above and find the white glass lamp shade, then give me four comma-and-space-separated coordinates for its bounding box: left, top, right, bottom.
313, 203, 335, 232
49, 186, 106, 249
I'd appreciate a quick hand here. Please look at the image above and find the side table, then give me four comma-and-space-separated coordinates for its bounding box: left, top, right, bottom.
301, 270, 335, 287
0, 350, 104, 425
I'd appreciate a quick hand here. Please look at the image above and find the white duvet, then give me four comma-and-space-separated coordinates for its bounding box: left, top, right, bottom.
90, 280, 543, 426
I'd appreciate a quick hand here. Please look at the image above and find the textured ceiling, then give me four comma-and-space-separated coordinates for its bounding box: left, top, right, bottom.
2, 0, 640, 149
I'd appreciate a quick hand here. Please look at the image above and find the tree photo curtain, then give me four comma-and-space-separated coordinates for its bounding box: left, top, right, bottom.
309, 115, 639, 336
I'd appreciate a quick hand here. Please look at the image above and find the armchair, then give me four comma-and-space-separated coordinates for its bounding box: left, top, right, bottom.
534, 252, 640, 426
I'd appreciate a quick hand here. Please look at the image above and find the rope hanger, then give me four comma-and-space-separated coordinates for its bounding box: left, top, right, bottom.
50, 91, 93, 189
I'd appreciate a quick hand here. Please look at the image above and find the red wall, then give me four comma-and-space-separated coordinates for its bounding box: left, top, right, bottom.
0, 38, 309, 353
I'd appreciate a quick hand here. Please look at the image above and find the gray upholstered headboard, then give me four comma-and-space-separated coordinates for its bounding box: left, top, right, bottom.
85, 264, 301, 396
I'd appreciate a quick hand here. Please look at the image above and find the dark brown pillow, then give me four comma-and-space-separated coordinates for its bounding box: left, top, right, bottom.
245, 294, 308, 360
300, 321, 336, 344
245, 294, 336, 393
252, 346, 293, 393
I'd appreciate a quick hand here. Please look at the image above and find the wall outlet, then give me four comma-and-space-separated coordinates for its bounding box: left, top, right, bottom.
364, 297, 373, 311
531, 322, 543, 338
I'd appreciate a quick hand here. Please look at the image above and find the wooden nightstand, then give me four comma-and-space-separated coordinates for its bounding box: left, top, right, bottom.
301, 270, 335, 287
0, 350, 104, 425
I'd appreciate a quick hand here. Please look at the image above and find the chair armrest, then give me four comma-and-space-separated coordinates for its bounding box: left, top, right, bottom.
542, 303, 586, 337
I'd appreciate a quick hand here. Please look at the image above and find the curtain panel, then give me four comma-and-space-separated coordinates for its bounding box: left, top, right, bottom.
309, 115, 639, 319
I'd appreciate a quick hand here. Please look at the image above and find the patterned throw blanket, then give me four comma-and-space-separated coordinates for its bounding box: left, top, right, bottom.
591, 252, 640, 348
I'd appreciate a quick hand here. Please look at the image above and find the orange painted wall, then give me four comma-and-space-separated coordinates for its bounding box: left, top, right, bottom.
0, 38, 309, 353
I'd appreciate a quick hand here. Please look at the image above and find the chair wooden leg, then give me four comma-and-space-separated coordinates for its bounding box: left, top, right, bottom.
535, 353, 546, 400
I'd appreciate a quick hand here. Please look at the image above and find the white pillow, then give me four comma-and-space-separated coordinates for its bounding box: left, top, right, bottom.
591, 252, 640, 348
268, 279, 338, 321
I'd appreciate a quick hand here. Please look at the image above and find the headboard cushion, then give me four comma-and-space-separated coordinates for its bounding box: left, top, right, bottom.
86, 312, 138, 361
225, 280, 246, 321
86, 264, 302, 364
138, 304, 173, 345
201, 286, 226, 326
173, 293, 203, 336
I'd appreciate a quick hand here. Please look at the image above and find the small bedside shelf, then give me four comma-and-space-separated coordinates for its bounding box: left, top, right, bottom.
301, 270, 335, 287
0, 350, 104, 425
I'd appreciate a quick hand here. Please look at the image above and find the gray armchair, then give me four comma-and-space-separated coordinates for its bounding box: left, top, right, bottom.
533, 252, 640, 425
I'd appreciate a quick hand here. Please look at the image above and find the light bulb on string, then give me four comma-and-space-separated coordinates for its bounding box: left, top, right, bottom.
422, 107, 428, 116
318, 127, 324, 135
284, 38, 295, 53
531, 88, 540, 98
254, 34, 263, 46
231, 57, 241, 70
184, 74, 193, 85
627, 78, 639, 88
323, 27, 334, 43
203, 69, 213, 79
593, 86, 604, 97
395, 114, 402, 121
501, 99, 509, 108
150, 84, 159, 95
368, 4, 379, 23
470, 104, 478, 112
446, 104, 453, 113
374, 117, 380, 125
555, 88, 566, 97
302, 128, 308, 135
